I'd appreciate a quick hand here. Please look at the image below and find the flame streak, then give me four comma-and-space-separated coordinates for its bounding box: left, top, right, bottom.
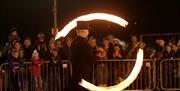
55, 13, 128, 40
54, 13, 143, 91
79, 49, 144, 91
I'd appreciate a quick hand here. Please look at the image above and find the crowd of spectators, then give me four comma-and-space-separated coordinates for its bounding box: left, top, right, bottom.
1, 28, 180, 64
0, 27, 180, 90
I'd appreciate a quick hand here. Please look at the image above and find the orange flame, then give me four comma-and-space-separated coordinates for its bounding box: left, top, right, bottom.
55, 13, 128, 40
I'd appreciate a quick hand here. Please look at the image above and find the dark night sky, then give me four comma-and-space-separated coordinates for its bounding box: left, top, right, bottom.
0, 0, 179, 44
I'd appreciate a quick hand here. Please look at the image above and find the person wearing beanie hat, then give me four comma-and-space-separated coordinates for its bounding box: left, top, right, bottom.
35, 32, 48, 60
31, 50, 44, 91
9, 27, 17, 33
8, 27, 20, 44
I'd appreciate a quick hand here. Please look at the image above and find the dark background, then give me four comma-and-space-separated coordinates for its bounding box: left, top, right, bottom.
0, 0, 179, 44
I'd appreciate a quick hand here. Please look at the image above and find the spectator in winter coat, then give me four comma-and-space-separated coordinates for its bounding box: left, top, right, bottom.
31, 50, 44, 91
95, 47, 108, 86
88, 36, 97, 50
60, 37, 72, 60
102, 37, 113, 59
49, 48, 61, 91
8, 49, 24, 91
154, 39, 165, 60
35, 32, 48, 60
163, 45, 174, 59
23, 37, 34, 61
8, 27, 20, 45
125, 35, 139, 59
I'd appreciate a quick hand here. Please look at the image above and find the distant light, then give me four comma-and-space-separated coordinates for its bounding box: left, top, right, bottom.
79, 49, 144, 91
55, 13, 128, 40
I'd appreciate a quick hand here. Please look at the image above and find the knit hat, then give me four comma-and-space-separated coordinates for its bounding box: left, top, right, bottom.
9, 27, 17, 33
32, 50, 39, 57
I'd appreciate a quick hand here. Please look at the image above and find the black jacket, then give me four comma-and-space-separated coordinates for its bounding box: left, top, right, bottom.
71, 36, 97, 82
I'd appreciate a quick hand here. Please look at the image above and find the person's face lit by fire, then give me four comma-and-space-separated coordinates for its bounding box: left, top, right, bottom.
165, 45, 171, 53
103, 39, 110, 47
52, 49, 58, 57
171, 44, 177, 51
131, 36, 138, 43
37, 33, 45, 43
76, 29, 89, 39
12, 51, 19, 59
114, 45, 121, 52
66, 37, 73, 47
55, 40, 62, 49
96, 47, 107, 59
14, 42, 20, 50
11, 31, 17, 36
88, 37, 97, 48
24, 39, 31, 48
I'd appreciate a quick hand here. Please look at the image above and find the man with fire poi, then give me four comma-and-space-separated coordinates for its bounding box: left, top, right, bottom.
66, 21, 97, 91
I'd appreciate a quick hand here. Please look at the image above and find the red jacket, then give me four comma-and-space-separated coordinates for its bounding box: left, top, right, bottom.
31, 59, 44, 76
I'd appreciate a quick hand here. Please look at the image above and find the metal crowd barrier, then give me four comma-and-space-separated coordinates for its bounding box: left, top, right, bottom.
0, 59, 156, 91
92, 59, 156, 90
160, 59, 180, 90
0, 60, 72, 91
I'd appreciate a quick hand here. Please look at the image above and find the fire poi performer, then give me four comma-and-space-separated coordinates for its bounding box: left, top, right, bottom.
66, 21, 97, 91
56, 13, 144, 91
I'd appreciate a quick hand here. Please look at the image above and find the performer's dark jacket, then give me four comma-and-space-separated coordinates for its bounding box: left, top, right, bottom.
71, 36, 97, 82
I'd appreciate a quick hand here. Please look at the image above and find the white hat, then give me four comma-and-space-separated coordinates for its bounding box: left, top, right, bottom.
32, 50, 39, 57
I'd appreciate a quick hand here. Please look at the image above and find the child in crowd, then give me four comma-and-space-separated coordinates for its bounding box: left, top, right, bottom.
8, 49, 24, 91
31, 50, 44, 91
113, 44, 124, 59
49, 48, 61, 91
95, 47, 108, 86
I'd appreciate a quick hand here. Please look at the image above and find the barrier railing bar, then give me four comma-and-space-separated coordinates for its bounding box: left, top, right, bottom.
0, 59, 157, 91
160, 59, 180, 90
97, 59, 153, 62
